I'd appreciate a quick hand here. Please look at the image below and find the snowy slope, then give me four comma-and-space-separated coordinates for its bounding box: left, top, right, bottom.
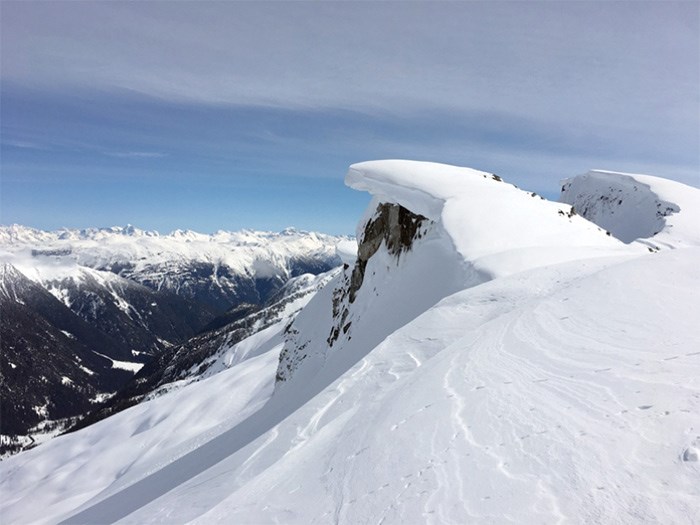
0, 326, 282, 525
277, 161, 637, 387
1, 161, 697, 524
130, 249, 700, 525
560, 170, 700, 249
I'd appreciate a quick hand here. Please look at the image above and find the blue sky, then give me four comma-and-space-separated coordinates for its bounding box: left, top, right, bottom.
1, 1, 698, 235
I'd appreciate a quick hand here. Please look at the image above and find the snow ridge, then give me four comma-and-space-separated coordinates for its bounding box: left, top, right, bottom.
347, 160, 636, 278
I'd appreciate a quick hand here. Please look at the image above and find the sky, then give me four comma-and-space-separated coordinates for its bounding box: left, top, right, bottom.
1, 1, 698, 235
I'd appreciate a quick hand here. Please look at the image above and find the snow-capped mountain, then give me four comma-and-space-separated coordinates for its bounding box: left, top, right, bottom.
277, 161, 635, 386
1, 161, 698, 524
0, 225, 344, 314
0, 226, 344, 454
0, 263, 133, 454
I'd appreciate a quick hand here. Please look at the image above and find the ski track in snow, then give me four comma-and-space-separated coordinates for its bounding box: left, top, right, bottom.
4, 250, 698, 525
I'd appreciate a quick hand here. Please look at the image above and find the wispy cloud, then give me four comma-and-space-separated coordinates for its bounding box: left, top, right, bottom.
103, 151, 166, 159
2, 140, 48, 150
2, 2, 697, 129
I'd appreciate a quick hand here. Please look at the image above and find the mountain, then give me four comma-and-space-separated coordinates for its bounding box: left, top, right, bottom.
0, 263, 132, 454
0, 226, 344, 454
70, 269, 340, 432
1, 162, 698, 524
0, 225, 343, 315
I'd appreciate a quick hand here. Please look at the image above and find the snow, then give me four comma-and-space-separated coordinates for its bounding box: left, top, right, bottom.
93, 352, 144, 373
335, 239, 357, 265
1, 161, 698, 524
0, 326, 282, 524
89, 392, 115, 404
124, 250, 700, 525
560, 169, 700, 248
347, 160, 639, 278
0, 225, 344, 282
0, 225, 344, 317
77, 365, 95, 376
32, 404, 49, 418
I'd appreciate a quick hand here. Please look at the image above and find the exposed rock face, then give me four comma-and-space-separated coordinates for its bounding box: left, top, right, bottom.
349, 203, 427, 303
276, 203, 428, 383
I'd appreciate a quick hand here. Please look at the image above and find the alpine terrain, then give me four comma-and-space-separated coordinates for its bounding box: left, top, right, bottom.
0, 227, 343, 454
1, 161, 698, 524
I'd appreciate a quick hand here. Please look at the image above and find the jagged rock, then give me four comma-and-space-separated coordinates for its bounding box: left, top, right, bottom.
278, 203, 428, 382
350, 203, 426, 303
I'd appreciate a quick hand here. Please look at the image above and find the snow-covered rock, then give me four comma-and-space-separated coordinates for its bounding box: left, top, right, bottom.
277, 160, 637, 386
560, 169, 700, 249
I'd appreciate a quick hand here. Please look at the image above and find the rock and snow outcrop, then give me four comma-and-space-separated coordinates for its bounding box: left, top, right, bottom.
560, 169, 700, 249
277, 160, 635, 386
1, 161, 698, 525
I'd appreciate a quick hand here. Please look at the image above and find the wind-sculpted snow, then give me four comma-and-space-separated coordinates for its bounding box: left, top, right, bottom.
347, 160, 636, 277
560, 170, 700, 249
278, 161, 639, 387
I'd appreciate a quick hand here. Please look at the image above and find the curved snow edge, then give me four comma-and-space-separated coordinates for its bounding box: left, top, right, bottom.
346, 163, 448, 221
